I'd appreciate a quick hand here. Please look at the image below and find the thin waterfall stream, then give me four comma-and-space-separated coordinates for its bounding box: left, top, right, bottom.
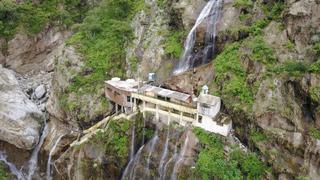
46, 134, 65, 180
27, 121, 49, 180
170, 130, 190, 180
173, 0, 223, 75
145, 135, 159, 179
158, 128, 170, 179
0, 151, 25, 180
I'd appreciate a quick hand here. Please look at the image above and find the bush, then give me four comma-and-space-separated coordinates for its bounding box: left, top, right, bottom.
234, 0, 253, 8
213, 43, 254, 109
310, 60, 320, 73
0, 163, 8, 180
274, 60, 308, 76
309, 127, 320, 140
194, 128, 267, 180
249, 129, 268, 142
309, 86, 320, 102
0, 0, 89, 38
164, 30, 185, 59
243, 36, 276, 65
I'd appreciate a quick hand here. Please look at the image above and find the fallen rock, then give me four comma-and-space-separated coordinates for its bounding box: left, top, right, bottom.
34, 85, 46, 99
0, 66, 43, 150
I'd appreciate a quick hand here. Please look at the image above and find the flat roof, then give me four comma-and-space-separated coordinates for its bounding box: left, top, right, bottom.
140, 84, 191, 102
105, 78, 138, 92
197, 94, 220, 106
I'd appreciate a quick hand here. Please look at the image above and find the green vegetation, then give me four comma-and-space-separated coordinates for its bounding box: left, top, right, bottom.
241, 36, 276, 65
213, 43, 254, 110
0, 0, 89, 39
273, 60, 308, 76
249, 129, 268, 143
157, 0, 167, 9
310, 60, 320, 73
261, 1, 285, 22
309, 127, 320, 140
93, 118, 132, 166
230, 149, 268, 180
0, 163, 8, 180
60, 0, 145, 118
310, 86, 320, 102
233, 0, 253, 8
313, 42, 320, 56
193, 128, 267, 180
164, 30, 185, 59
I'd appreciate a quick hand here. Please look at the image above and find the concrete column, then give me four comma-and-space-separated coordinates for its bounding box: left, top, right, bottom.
196, 113, 199, 123
179, 112, 183, 125
130, 97, 133, 112
115, 104, 118, 114
121, 106, 124, 113
156, 104, 159, 121
168, 110, 171, 125
143, 101, 146, 118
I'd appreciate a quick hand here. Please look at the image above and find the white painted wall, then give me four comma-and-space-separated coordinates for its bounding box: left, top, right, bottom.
193, 116, 232, 136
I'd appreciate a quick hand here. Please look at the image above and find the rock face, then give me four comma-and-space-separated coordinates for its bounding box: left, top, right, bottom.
0, 65, 43, 150
1, 27, 71, 74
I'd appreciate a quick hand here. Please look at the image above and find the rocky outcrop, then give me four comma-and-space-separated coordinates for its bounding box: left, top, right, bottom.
2, 27, 71, 74
47, 45, 109, 129
0, 65, 43, 150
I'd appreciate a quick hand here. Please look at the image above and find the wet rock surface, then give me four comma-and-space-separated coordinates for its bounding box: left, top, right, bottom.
0, 65, 43, 150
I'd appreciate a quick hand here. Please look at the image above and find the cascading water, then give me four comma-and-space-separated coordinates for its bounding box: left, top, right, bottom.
170, 130, 190, 180
130, 125, 136, 160
27, 121, 49, 180
46, 134, 65, 180
121, 145, 145, 180
173, 0, 223, 75
157, 128, 170, 179
162, 140, 179, 180
145, 135, 159, 179
0, 151, 25, 180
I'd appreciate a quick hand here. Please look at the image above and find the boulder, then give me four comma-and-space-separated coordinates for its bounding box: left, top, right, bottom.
0, 66, 43, 150
34, 85, 46, 99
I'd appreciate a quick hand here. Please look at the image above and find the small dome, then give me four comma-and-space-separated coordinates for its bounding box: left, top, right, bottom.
202, 85, 209, 90
111, 77, 121, 81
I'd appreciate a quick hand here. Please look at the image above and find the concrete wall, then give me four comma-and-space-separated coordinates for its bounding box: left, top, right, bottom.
193, 116, 232, 136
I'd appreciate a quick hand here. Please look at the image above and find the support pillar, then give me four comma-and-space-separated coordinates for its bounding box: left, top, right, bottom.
168, 110, 171, 125
143, 101, 146, 118
179, 112, 183, 125
156, 104, 159, 121
115, 104, 118, 114
196, 113, 199, 123
121, 106, 124, 113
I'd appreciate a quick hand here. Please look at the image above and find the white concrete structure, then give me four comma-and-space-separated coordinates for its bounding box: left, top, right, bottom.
105, 79, 232, 136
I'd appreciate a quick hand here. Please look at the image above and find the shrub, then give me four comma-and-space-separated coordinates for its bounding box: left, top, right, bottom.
309, 86, 320, 102
164, 30, 185, 59
234, 0, 253, 8
310, 60, 320, 73
0, 163, 8, 180
249, 129, 268, 142
213, 43, 254, 109
274, 60, 308, 76
309, 127, 320, 140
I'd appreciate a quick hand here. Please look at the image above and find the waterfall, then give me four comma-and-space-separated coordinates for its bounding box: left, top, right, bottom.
170, 130, 190, 180
121, 145, 145, 180
27, 121, 49, 180
141, 118, 146, 145
145, 135, 159, 179
162, 141, 179, 180
173, 0, 223, 75
158, 128, 170, 179
130, 125, 136, 160
0, 151, 25, 180
46, 134, 65, 180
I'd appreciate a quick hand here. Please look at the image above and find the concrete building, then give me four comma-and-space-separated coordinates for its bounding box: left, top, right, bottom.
104, 78, 232, 136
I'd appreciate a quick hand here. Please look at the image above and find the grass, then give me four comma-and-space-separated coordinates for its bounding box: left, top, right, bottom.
310, 86, 320, 102
233, 0, 253, 8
